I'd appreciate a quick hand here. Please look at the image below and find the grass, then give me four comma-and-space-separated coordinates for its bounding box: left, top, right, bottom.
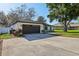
0, 33, 13, 39
0, 30, 79, 39
54, 30, 79, 38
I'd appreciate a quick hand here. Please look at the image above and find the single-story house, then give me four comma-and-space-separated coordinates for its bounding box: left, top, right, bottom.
0, 27, 10, 34
0, 19, 54, 34
10, 20, 54, 34
54, 23, 79, 30
0, 24, 10, 34
10, 20, 44, 34
68, 23, 79, 30
53, 23, 64, 30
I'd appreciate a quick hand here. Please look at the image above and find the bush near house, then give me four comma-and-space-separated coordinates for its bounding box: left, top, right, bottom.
12, 30, 23, 37
10, 29, 23, 37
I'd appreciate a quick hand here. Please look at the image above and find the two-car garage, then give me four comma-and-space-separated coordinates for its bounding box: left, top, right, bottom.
22, 25, 40, 34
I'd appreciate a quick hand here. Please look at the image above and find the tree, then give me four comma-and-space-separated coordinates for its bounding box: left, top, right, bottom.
7, 4, 36, 25
36, 16, 46, 23
0, 11, 8, 26
46, 3, 79, 32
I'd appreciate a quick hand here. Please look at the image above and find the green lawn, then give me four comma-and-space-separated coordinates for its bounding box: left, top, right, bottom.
0, 30, 79, 39
54, 30, 79, 38
0, 34, 13, 39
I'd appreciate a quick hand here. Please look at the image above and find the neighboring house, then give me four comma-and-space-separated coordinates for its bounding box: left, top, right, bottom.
0, 24, 10, 34
54, 23, 79, 30
68, 23, 79, 30
53, 23, 64, 30
0, 27, 10, 34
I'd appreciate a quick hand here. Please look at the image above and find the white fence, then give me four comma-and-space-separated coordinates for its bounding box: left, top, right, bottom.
0, 27, 10, 34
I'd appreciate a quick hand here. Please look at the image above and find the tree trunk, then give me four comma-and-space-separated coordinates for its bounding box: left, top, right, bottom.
64, 20, 67, 32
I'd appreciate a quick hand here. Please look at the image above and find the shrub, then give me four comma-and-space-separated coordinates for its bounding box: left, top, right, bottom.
11, 29, 23, 37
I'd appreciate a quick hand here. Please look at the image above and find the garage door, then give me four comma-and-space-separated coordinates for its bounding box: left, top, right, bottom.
22, 25, 40, 34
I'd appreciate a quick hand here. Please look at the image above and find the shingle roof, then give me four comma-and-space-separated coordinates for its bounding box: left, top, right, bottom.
8, 19, 44, 27
70, 23, 79, 26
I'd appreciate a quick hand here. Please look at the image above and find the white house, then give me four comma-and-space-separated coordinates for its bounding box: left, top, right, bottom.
10, 20, 45, 34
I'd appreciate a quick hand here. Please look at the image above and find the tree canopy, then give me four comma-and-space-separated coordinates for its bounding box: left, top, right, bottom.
7, 4, 36, 26
36, 16, 46, 23
46, 3, 79, 32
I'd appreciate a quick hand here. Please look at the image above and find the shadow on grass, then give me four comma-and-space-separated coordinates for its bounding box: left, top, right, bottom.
67, 32, 79, 33
23, 34, 59, 41
50, 34, 61, 36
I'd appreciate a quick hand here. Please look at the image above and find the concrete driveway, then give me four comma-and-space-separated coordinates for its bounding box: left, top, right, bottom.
2, 34, 79, 56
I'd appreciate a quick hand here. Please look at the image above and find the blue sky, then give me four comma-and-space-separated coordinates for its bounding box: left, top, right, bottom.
0, 3, 78, 25
0, 3, 58, 25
